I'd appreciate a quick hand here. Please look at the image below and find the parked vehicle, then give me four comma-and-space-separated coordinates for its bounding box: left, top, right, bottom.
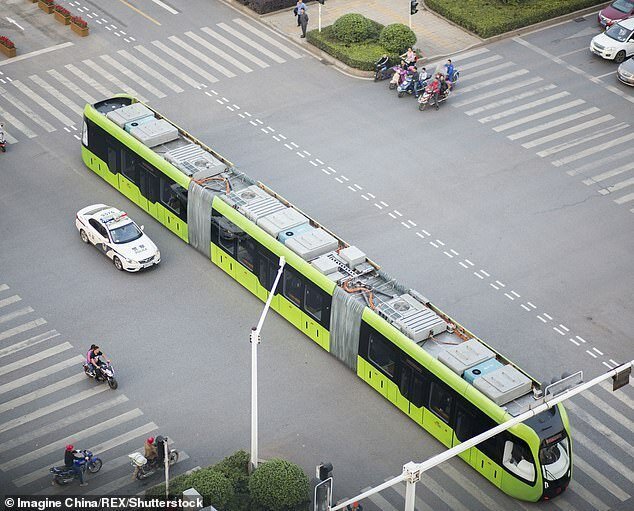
83, 359, 118, 389
617, 56, 634, 84
598, 0, 634, 27
50, 451, 102, 485
590, 17, 634, 63
129, 436, 179, 480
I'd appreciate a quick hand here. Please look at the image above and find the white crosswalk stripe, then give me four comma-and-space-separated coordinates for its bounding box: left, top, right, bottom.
233, 18, 302, 59
523, 114, 614, 148
0, 342, 73, 376
611, 192, 634, 204
0, 394, 130, 454
47, 68, 97, 104
536, 123, 628, 157
11, 80, 75, 126
599, 177, 634, 194
82, 59, 148, 102
0, 318, 47, 342
0, 103, 38, 138
65, 63, 116, 99
29, 74, 83, 116
360, 487, 401, 511
0, 86, 56, 132
134, 45, 202, 89
493, 99, 585, 132
0, 284, 9, 292
566, 147, 634, 176
0, 408, 144, 471
0, 330, 59, 359
551, 132, 634, 167
185, 31, 253, 73
459, 61, 516, 81
454, 69, 530, 94
569, 482, 611, 511
0, 355, 83, 396
0, 294, 21, 308
151, 40, 219, 83
0, 306, 33, 324
574, 457, 630, 501
0, 384, 108, 436
168, 36, 236, 78
0, 372, 83, 413
438, 463, 508, 511
451, 47, 490, 61
509, 107, 601, 141
478, 91, 570, 123
583, 162, 634, 185
453, 77, 544, 107
465, 84, 557, 116
458, 54, 503, 71
574, 428, 634, 483
217, 22, 286, 64
201, 26, 269, 68
118, 50, 184, 93
100, 55, 166, 98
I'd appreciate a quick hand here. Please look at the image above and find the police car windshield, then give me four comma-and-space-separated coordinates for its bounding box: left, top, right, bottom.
110, 222, 142, 244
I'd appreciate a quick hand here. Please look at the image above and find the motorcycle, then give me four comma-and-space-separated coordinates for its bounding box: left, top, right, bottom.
389, 67, 409, 90
398, 70, 430, 98
418, 83, 452, 111
84, 360, 118, 389
374, 62, 395, 82
50, 450, 102, 485
0, 130, 6, 153
129, 436, 179, 480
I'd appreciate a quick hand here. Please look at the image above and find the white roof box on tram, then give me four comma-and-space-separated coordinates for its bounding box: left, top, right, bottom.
257, 207, 309, 238
129, 118, 178, 148
285, 228, 338, 261
439, 338, 496, 376
106, 103, 154, 128
164, 143, 225, 177
474, 365, 532, 406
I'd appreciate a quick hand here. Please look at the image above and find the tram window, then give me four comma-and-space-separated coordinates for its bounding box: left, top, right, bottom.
283, 268, 304, 308
429, 381, 453, 423
107, 146, 119, 174
410, 372, 426, 408
138, 161, 160, 203
304, 281, 325, 321
368, 332, 396, 378
161, 180, 187, 221
121, 147, 138, 183
258, 252, 277, 290
502, 435, 536, 483
237, 236, 256, 271
85, 119, 108, 161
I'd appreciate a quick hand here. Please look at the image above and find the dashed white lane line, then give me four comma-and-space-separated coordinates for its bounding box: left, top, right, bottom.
586, 350, 598, 359
576, 335, 587, 344
504, 293, 515, 301
521, 304, 531, 311
553, 327, 565, 336
537, 315, 548, 323
570, 338, 580, 346
490, 283, 499, 290
474, 272, 484, 279
459, 262, 469, 269
480, 269, 490, 277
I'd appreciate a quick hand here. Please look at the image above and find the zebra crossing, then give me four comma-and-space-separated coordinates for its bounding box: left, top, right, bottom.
445, 47, 634, 214
0, 17, 302, 140
344, 378, 633, 511
0, 284, 188, 495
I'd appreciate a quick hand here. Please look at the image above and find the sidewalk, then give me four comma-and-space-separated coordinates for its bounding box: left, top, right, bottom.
261, 0, 481, 60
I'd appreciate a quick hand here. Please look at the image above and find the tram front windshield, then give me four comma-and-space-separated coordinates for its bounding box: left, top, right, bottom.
539, 432, 570, 481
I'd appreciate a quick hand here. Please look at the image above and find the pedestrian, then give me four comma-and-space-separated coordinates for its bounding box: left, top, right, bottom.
293, 1, 306, 27
299, 7, 309, 38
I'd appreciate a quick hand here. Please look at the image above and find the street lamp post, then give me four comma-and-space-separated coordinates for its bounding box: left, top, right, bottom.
250, 256, 286, 473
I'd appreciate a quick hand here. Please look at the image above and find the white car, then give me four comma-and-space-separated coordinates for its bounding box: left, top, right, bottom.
590, 17, 634, 63
75, 204, 160, 272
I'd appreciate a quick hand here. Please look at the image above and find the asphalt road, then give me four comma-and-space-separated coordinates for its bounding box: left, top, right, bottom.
0, 1, 632, 510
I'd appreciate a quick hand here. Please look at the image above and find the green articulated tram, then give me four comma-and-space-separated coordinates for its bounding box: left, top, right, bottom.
82, 94, 572, 502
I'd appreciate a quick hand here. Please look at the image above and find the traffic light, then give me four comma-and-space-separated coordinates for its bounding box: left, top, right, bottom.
410, 0, 419, 15
316, 462, 333, 481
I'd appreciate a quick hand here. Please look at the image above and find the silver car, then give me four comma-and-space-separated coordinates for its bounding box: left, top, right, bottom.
617, 56, 634, 85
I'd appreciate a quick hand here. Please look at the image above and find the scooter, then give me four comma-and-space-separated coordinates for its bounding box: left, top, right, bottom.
84, 360, 118, 389
129, 436, 179, 480
418, 84, 452, 111
50, 450, 102, 485
0, 129, 6, 152
397, 73, 416, 97
374, 62, 395, 81
389, 67, 409, 90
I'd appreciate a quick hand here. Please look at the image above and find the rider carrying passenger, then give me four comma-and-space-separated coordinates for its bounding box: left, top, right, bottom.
65, 444, 88, 486
86, 344, 109, 377
144, 437, 158, 465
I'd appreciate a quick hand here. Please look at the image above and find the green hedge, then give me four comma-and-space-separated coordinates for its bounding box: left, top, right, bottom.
307, 25, 400, 71
249, 459, 310, 511
426, 0, 605, 38
332, 13, 376, 44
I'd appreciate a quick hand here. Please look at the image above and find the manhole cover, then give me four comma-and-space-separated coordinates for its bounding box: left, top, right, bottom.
574, 17, 586, 22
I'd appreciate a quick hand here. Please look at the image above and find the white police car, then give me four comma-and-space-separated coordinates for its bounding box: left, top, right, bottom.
75, 204, 160, 272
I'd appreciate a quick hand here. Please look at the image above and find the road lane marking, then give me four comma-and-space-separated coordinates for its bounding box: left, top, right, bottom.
0, 372, 83, 413
523, 114, 614, 148
11, 80, 75, 126
599, 177, 634, 194
65, 64, 115, 99
453, 69, 530, 95
583, 162, 634, 184
150, 0, 178, 14
493, 99, 585, 132
185, 31, 252, 73
83, 59, 147, 102
451, 47, 490, 60
566, 146, 634, 176
508, 107, 599, 140
29, 74, 83, 116
465, 84, 557, 116
47, 69, 96, 104
217, 22, 285, 64
457, 54, 503, 70
0, 318, 47, 342
0, 355, 82, 396
0, 342, 72, 376
118, 50, 184, 92
100, 55, 166, 98
0, 330, 59, 359
536, 123, 627, 157
116, 0, 161, 25
459, 61, 516, 81
574, 457, 630, 501
0, 103, 38, 138
168, 36, 236, 78
233, 18, 301, 59
453, 77, 543, 107
134, 45, 201, 89
0, 42, 74, 68
479, 91, 570, 123
0, 294, 20, 308
151, 40, 219, 83
551, 132, 634, 167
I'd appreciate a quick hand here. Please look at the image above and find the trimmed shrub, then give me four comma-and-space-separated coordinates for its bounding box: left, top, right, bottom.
307, 24, 399, 71
332, 13, 375, 44
187, 468, 234, 508
247, 0, 296, 15
426, 0, 604, 38
249, 458, 310, 511
144, 473, 190, 500
379, 23, 416, 54
214, 450, 251, 495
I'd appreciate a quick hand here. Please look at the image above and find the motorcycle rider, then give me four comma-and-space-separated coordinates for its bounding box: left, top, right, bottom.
413, 66, 429, 97
426, 74, 441, 106
145, 437, 158, 465
0, 122, 6, 149
374, 54, 390, 79
86, 344, 109, 377
444, 59, 455, 81
64, 444, 88, 486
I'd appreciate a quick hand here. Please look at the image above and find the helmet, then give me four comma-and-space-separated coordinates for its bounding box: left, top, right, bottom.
147, 437, 155, 444
66, 444, 74, 451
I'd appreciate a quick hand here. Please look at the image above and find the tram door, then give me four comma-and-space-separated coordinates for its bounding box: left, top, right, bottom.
398, 361, 426, 426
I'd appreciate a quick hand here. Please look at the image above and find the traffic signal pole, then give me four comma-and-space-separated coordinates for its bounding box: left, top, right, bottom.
329, 360, 633, 511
